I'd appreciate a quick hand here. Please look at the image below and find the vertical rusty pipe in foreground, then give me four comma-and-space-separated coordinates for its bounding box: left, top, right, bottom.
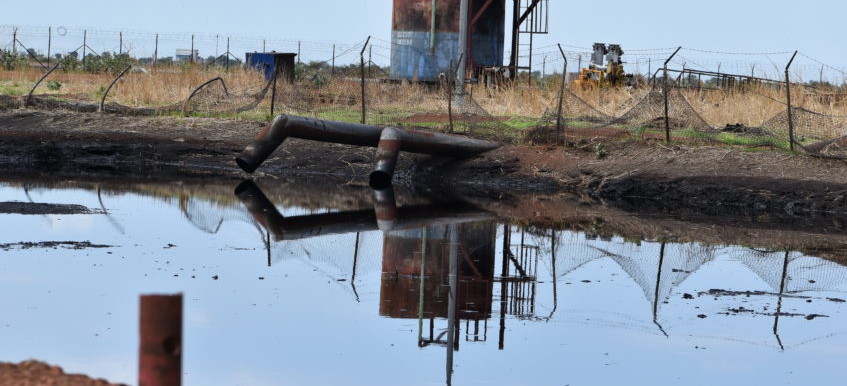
370, 127, 402, 189
139, 294, 182, 386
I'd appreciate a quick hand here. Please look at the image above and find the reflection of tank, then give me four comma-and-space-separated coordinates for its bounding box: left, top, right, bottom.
379, 222, 496, 320
390, 0, 506, 81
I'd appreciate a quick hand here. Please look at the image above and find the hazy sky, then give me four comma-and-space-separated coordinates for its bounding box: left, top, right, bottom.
2, 0, 845, 81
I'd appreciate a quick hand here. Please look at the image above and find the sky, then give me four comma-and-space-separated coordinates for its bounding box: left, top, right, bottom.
2, 0, 845, 82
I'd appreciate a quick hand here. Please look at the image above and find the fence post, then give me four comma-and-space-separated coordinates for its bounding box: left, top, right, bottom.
663, 47, 682, 145
100, 65, 132, 113
270, 63, 278, 117
12, 27, 16, 53
555, 44, 567, 145
360, 36, 371, 124
331, 44, 336, 77
785, 50, 798, 151
297, 41, 301, 64
47, 27, 51, 67
153, 34, 158, 68
191, 35, 195, 63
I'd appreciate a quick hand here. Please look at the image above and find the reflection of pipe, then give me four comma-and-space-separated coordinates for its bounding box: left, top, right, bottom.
235, 180, 493, 240
235, 115, 500, 187
139, 294, 182, 386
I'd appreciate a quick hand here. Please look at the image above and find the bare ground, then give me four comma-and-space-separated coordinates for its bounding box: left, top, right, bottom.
1, 108, 847, 252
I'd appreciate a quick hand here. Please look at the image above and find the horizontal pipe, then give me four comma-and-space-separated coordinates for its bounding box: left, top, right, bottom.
235, 180, 494, 240
236, 114, 501, 175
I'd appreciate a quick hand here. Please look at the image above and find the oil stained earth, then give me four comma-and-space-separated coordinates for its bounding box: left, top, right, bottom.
0, 180, 844, 386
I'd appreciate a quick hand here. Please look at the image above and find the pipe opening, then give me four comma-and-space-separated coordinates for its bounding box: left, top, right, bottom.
369, 171, 393, 190
236, 157, 257, 173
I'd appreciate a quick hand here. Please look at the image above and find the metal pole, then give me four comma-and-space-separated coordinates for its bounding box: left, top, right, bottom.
12, 27, 16, 53
190, 35, 195, 63
360, 36, 371, 124
331, 44, 336, 77
226, 37, 230, 71
455, 0, 470, 106
555, 44, 567, 144
785, 50, 798, 151
119, 32, 123, 55
664, 47, 682, 145
153, 34, 158, 67
430, 0, 437, 53
47, 27, 51, 67
263, 39, 266, 52
297, 41, 301, 64
270, 63, 278, 116
83, 30, 87, 61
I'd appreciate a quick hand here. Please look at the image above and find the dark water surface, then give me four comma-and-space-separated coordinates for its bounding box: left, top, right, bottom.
0, 181, 844, 385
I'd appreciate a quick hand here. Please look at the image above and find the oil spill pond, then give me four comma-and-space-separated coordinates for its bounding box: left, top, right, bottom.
0, 181, 844, 385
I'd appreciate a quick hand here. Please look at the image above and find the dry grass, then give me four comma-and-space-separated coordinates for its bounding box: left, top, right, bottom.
0, 65, 267, 107
2, 67, 846, 134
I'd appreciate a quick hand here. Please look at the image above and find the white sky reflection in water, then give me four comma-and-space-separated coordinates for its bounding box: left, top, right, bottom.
0, 183, 844, 386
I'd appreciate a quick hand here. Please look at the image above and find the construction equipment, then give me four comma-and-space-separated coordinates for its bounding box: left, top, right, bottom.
574, 43, 630, 88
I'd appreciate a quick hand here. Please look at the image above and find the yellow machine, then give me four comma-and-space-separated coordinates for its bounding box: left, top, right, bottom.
574, 43, 628, 88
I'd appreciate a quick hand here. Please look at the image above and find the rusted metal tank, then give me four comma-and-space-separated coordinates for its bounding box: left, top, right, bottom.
390, 0, 505, 81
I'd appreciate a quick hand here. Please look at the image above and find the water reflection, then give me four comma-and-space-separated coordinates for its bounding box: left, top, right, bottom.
233, 180, 847, 384
1, 180, 846, 385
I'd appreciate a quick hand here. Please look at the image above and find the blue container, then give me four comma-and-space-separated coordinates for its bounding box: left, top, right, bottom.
245, 52, 297, 82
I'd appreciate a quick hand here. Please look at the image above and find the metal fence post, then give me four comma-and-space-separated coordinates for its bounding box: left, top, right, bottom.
555, 44, 567, 145
47, 27, 51, 67
360, 36, 371, 124
153, 34, 158, 68
663, 47, 682, 145
785, 50, 799, 151
270, 63, 278, 117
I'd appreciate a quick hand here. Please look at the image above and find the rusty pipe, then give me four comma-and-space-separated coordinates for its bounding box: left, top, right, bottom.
236, 114, 501, 179
371, 127, 402, 189
139, 294, 182, 386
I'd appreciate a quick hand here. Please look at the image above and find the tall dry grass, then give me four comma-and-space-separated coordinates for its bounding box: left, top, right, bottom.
0, 65, 267, 107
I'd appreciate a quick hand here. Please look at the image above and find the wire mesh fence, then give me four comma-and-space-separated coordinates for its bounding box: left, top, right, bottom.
3, 24, 847, 158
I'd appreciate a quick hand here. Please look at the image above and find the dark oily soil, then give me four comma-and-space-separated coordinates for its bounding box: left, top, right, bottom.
0, 241, 113, 251
2, 109, 847, 221
0, 360, 125, 386
0, 201, 101, 215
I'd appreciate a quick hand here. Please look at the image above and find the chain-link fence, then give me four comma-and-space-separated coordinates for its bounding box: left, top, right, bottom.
3, 24, 847, 158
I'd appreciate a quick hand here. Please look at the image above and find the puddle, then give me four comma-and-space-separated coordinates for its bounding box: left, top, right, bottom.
0, 180, 845, 385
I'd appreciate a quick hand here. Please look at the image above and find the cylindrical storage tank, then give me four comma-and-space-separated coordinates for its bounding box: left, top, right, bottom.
390, 0, 505, 82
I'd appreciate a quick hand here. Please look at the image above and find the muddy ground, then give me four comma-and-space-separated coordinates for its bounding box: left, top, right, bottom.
1, 108, 847, 252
